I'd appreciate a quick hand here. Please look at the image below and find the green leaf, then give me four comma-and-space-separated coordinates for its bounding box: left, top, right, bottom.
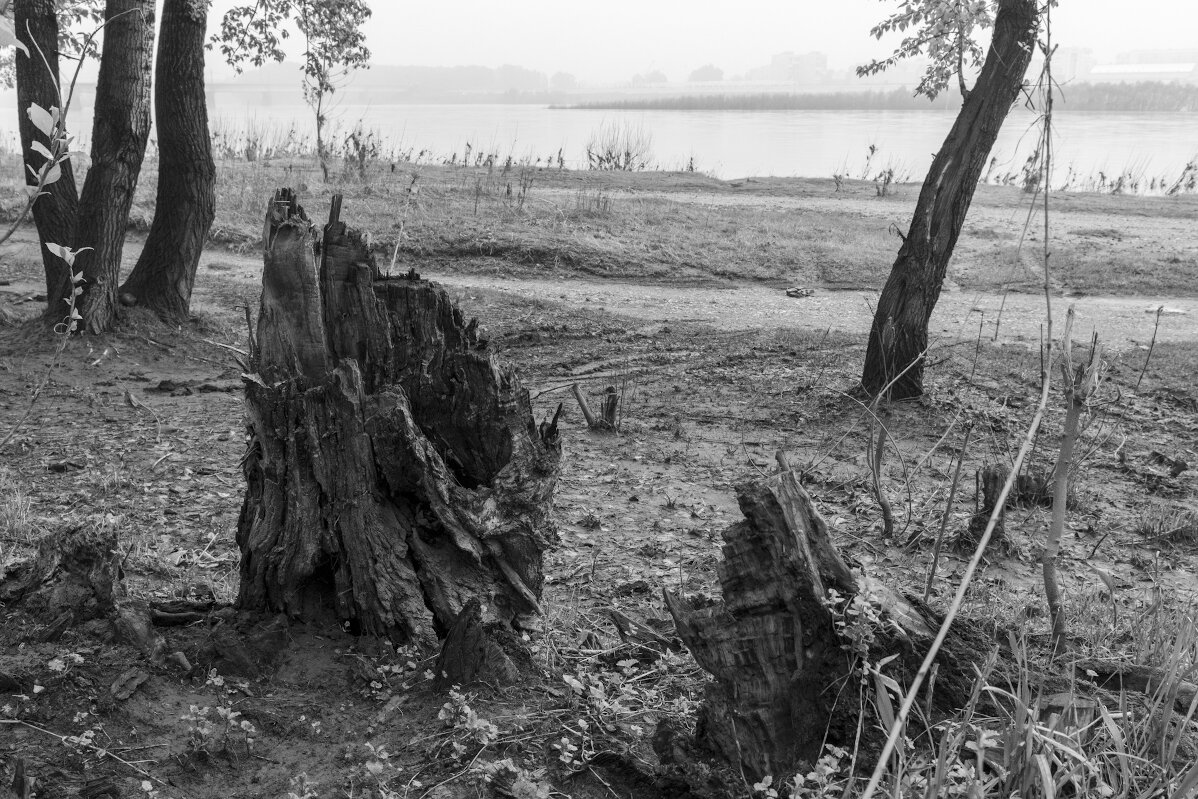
27, 103, 55, 138
29, 140, 53, 161
0, 15, 29, 57
46, 242, 75, 265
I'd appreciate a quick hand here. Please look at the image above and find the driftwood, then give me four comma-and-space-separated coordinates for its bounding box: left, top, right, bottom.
238, 191, 561, 651
665, 470, 995, 782
570, 383, 619, 431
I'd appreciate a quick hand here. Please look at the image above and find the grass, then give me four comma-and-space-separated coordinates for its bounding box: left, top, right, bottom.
2, 120, 1195, 295
0, 466, 33, 548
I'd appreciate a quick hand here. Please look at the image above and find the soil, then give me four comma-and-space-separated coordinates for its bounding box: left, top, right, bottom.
0, 187, 1195, 799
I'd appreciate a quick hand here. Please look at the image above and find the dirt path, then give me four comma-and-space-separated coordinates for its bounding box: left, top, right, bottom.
431, 272, 1195, 349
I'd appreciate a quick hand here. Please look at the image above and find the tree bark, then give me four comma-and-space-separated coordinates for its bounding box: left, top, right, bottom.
665, 470, 996, 783
74, 0, 155, 334
14, 0, 80, 319
860, 0, 1038, 399
118, 0, 214, 322
238, 191, 562, 647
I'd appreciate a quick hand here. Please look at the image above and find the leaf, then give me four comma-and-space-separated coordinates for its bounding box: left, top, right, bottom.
29, 140, 52, 160
1087, 563, 1117, 594
0, 15, 29, 57
45, 242, 75, 265
26, 103, 55, 138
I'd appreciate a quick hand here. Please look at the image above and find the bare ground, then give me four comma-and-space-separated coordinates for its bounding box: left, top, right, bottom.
0, 176, 1195, 798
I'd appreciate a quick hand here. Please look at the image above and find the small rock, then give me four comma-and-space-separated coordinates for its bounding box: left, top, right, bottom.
110, 668, 149, 700
166, 651, 192, 672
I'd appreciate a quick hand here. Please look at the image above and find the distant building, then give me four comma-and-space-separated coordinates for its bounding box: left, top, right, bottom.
745, 52, 829, 85
1088, 63, 1198, 84
1082, 49, 1198, 84
1053, 47, 1097, 83
1116, 49, 1198, 65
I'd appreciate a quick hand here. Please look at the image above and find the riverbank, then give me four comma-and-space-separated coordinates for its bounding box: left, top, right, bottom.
185, 160, 1198, 297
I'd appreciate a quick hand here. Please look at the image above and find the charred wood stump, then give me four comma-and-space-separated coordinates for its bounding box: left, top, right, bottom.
238, 191, 561, 649
961, 464, 1057, 554
433, 599, 527, 690
0, 525, 164, 658
665, 470, 994, 783
0, 526, 123, 627
962, 463, 1011, 552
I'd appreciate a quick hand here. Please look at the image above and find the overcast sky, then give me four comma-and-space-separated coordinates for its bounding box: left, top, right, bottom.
207, 0, 1198, 83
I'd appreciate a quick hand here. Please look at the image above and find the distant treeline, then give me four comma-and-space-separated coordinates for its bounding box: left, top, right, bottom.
564, 82, 1198, 113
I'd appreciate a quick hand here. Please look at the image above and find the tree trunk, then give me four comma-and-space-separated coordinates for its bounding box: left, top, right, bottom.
860, 0, 1038, 399
14, 0, 80, 319
74, 0, 155, 334
665, 470, 996, 783
237, 191, 562, 647
117, 0, 214, 322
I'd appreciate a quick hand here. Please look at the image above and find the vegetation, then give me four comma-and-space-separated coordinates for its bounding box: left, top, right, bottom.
216, 0, 372, 183
859, 0, 1038, 399
13, 0, 215, 332
566, 81, 1198, 113
2, 3, 1197, 797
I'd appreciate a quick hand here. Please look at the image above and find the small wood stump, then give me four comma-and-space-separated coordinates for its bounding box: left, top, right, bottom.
666, 470, 992, 783
0, 525, 123, 628
0, 525, 164, 658
238, 191, 562, 649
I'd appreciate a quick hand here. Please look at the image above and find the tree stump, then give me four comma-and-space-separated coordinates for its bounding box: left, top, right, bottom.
238, 191, 561, 648
0, 525, 164, 658
665, 470, 994, 783
0, 526, 123, 627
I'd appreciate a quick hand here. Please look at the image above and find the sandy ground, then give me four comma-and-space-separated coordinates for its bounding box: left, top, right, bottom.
431, 272, 1195, 349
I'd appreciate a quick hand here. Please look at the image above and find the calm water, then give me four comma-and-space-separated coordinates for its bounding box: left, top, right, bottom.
212, 103, 1198, 184
7, 98, 1197, 182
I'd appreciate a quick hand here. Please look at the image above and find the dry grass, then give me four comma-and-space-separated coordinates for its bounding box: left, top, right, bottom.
1, 137, 1195, 296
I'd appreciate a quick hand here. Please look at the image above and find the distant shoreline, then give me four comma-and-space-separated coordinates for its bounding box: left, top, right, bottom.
556, 82, 1198, 114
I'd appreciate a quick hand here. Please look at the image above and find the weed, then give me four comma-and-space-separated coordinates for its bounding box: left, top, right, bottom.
586, 121, 653, 171
0, 467, 33, 548
181, 703, 257, 759
1136, 502, 1198, 546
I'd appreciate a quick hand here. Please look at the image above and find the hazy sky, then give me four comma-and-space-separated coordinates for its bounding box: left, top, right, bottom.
207, 0, 1198, 83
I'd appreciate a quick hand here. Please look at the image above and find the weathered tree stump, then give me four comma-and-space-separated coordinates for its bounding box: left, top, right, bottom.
0, 526, 123, 627
238, 191, 561, 648
0, 525, 164, 658
665, 470, 994, 783
963, 463, 1011, 550
961, 464, 1057, 552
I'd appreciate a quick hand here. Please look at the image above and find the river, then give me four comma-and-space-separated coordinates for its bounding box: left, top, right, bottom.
4, 97, 1196, 184
206, 103, 1198, 185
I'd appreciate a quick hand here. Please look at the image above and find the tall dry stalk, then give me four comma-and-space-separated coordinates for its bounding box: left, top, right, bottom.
1044, 310, 1105, 655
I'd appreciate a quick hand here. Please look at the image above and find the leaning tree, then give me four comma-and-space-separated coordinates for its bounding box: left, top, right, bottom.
858, 0, 1039, 398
